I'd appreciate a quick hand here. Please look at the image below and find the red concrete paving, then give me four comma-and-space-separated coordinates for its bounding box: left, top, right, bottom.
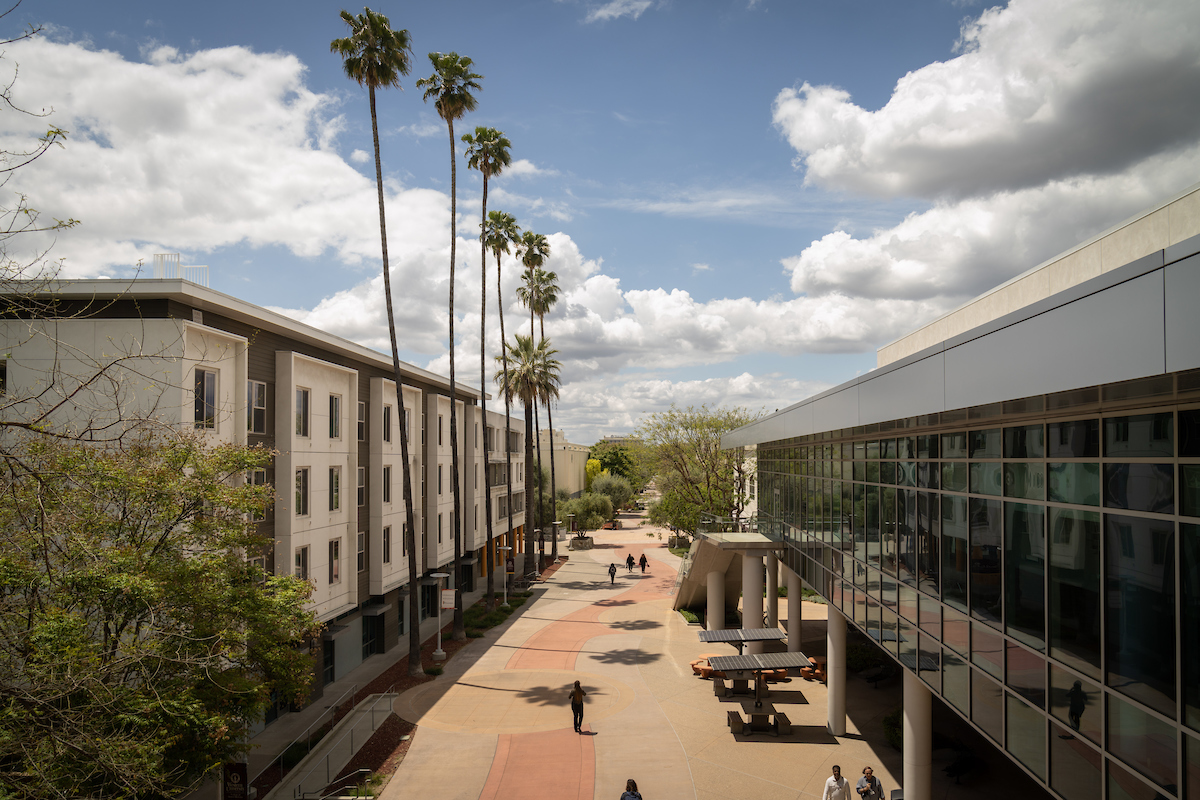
478, 724, 596, 800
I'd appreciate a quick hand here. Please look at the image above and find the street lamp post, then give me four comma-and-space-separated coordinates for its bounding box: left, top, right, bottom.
552, 520, 562, 563
430, 571, 449, 662
498, 546, 512, 608
536, 529, 543, 573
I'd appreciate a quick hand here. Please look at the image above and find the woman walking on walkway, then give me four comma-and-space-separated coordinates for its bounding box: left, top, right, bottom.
626, 553, 635, 572
568, 680, 587, 733
638, 553, 648, 573
620, 778, 642, 799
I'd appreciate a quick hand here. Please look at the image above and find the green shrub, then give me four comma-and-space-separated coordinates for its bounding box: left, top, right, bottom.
507, 594, 528, 609
466, 629, 485, 638
424, 666, 444, 676
882, 706, 903, 750
679, 608, 699, 623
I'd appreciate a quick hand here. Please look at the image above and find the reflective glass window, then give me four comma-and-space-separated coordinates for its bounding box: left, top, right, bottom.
866, 460, 880, 483
943, 605, 969, 655
897, 490, 916, 585
1106, 513, 1176, 716
941, 495, 968, 612
943, 648, 969, 712
1006, 694, 1046, 779
971, 670, 1003, 742
1182, 464, 1200, 518
880, 606, 900, 656
1005, 502, 1045, 649
1103, 463, 1174, 514
917, 461, 939, 489
918, 633, 940, 690
916, 492, 940, 596
969, 498, 1002, 625
881, 487, 897, 576
898, 582, 918, 622
1049, 509, 1102, 679
1048, 462, 1101, 505
853, 441, 866, 460
1187, 734, 1200, 800
971, 621, 1003, 679
1108, 760, 1164, 800
1107, 693, 1177, 790
1183, 524, 1200, 731
942, 461, 968, 492
853, 460, 866, 481
853, 482, 867, 562
1050, 666, 1102, 745
898, 437, 915, 459
918, 593, 940, 639
1004, 462, 1045, 500
1006, 640, 1045, 707
1105, 412, 1174, 458
942, 432, 967, 459
882, 438, 896, 459
918, 435, 938, 459
1050, 721, 1101, 800
867, 440, 880, 459
898, 461, 916, 487
1049, 418, 1100, 458
1181, 409, 1200, 457
1005, 424, 1045, 459
866, 485, 880, 564
970, 428, 1002, 458
880, 460, 896, 485
970, 461, 1003, 496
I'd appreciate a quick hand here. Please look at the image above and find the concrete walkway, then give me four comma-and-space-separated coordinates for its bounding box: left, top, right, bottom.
382, 527, 902, 800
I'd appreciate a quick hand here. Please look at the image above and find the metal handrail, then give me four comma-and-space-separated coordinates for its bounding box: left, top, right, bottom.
250, 682, 358, 788
291, 685, 397, 799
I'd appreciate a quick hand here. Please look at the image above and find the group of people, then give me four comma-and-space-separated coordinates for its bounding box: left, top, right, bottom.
607, 553, 649, 583
822, 765, 885, 800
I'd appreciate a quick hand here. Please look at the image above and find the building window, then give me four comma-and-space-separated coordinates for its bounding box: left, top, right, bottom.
358, 466, 366, 506
329, 394, 341, 439
383, 526, 391, 564
438, 415, 443, 446
401, 522, 408, 556
383, 465, 392, 503
247, 380, 266, 434
295, 545, 309, 580
296, 388, 310, 437
194, 368, 217, 429
248, 468, 267, 520
475, 464, 479, 489
384, 405, 392, 442
438, 513, 443, 544
358, 400, 366, 441
438, 465, 443, 495
357, 531, 365, 572
421, 412, 426, 445
328, 466, 341, 511
328, 539, 341, 584
295, 468, 310, 516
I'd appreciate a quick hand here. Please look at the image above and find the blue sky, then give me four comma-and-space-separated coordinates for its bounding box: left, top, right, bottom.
5, 0, 1200, 442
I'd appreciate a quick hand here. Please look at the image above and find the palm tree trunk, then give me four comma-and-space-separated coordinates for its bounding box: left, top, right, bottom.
369, 85, 422, 678
447, 117, 465, 641
480, 175, 495, 611
498, 251, 516, 584
524, 398, 535, 561
540, 315, 558, 560
533, 399, 543, 570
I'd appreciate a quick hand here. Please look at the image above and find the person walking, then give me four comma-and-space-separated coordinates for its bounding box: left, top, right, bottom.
568, 680, 587, 733
620, 778, 642, 800
608, 563, 618, 584
626, 553, 635, 572
822, 765, 850, 800
855, 766, 883, 800
638, 553, 648, 573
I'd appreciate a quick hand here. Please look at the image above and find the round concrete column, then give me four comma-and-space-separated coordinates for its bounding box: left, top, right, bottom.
765, 553, 779, 628
786, 568, 802, 652
741, 553, 765, 653
706, 570, 725, 631
904, 670, 933, 800
826, 607, 847, 736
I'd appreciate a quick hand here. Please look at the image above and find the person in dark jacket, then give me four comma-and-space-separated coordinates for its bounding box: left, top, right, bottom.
638, 554, 648, 573
608, 563, 618, 584
620, 778, 642, 799
626, 553, 635, 572
855, 766, 883, 800
568, 680, 587, 733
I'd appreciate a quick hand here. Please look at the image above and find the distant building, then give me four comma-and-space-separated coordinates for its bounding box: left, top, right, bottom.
537, 428, 589, 498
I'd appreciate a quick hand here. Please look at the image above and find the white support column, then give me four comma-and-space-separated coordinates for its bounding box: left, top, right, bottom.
904, 670, 933, 800
827, 607, 846, 736
765, 552, 779, 628
706, 570, 726, 632
786, 568, 802, 652
742, 553, 765, 653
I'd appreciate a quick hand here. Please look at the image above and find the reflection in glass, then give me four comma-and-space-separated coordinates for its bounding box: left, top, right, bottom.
943, 649, 969, 712
943, 605, 970, 655
1182, 464, 1200, 518
1004, 462, 1045, 500
970, 461, 1003, 496
971, 621, 1003, 679
1050, 666, 1102, 745
1005, 502, 1045, 649
1048, 462, 1101, 505
1049, 418, 1100, 458
1183, 524, 1200, 731
969, 498, 1002, 625
1105, 412, 1174, 458
1006, 640, 1045, 707
853, 482, 867, 562
971, 670, 1003, 742
917, 492, 940, 596
1108, 759, 1163, 800
880, 460, 896, 485
942, 461, 968, 492
866, 485, 880, 564
1050, 721, 1101, 800
971, 428, 1002, 458
897, 490, 916, 585
1186, 733, 1200, 800
943, 432, 967, 459
917, 461, 940, 489
918, 434, 938, 459
898, 582, 918, 623
882, 487, 897, 577
1049, 509, 1102, 679
918, 633, 940, 691
898, 461, 916, 487
1103, 463, 1174, 514
942, 495, 968, 612
1106, 514, 1176, 717
1006, 694, 1046, 779
1005, 424, 1045, 459
919, 593, 941, 639
1107, 693, 1177, 790
1181, 409, 1200, 457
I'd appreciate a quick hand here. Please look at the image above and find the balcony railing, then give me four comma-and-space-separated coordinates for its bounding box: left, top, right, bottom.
151, 253, 210, 287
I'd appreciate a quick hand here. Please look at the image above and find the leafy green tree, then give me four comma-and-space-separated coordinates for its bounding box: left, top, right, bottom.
0, 433, 321, 799
331, 5, 424, 678
588, 440, 651, 489
417, 52, 482, 640
495, 334, 560, 561
585, 457, 602, 490
591, 472, 633, 514
561, 492, 613, 533
636, 404, 764, 535
463, 127, 511, 609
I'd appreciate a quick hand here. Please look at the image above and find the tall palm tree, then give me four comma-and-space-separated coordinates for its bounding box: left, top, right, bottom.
485, 211, 521, 580
524, 267, 562, 559
515, 259, 557, 561
495, 334, 561, 560
463, 127, 511, 610
417, 52, 481, 641
330, 8, 424, 679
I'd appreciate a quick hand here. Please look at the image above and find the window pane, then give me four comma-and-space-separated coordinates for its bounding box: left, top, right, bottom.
1006, 694, 1046, 779
1005, 424, 1044, 459
918, 593, 941, 639
1108, 759, 1165, 800
1187, 734, 1200, 800
1050, 666, 1101, 745
942, 461, 968, 492
1050, 721, 1101, 800
970, 428, 1002, 459
943, 605, 969, 655
1183, 523, 1200, 731
1048, 462, 1100, 505
1181, 409, 1200, 457
971, 670, 1003, 742
1182, 464, 1200, 518
916, 492, 940, 596
1003, 462, 1044, 500
971, 621, 1003, 679
1105, 412, 1174, 458
941, 495, 968, 611
1049, 418, 1099, 458
918, 633, 940, 691
942, 432, 967, 459
970, 461, 1002, 496
1005, 502, 1045, 649
943, 648, 969, 712
969, 498, 1002, 625
1103, 463, 1174, 514
1006, 640, 1045, 707
1049, 509, 1102, 679
1106, 513, 1176, 716
1107, 693, 1177, 790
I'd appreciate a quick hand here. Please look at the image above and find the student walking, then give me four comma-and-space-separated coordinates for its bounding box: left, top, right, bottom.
626, 553, 635, 572
608, 563, 618, 584
568, 680, 587, 733
620, 778, 642, 799
638, 553, 648, 573
822, 765, 850, 800
855, 766, 883, 800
